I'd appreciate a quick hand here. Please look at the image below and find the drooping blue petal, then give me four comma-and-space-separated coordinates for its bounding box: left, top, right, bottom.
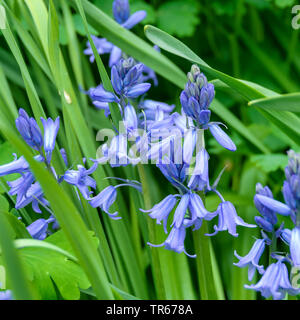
148, 225, 196, 258
109, 46, 122, 67
171, 193, 190, 228
89, 185, 121, 219
0, 155, 29, 176
234, 239, 266, 281
26, 218, 53, 240
140, 194, 177, 233
208, 201, 256, 237
245, 260, 300, 300
255, 194, 291, 216
121, 11, 146, 29
208, 123, 236, 151
125, 83, 151, 98
254, 216, 274, 233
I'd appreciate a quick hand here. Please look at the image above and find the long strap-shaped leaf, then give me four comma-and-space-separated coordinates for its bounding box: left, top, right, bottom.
144, 25, 300, 145
0, 121, 114, 300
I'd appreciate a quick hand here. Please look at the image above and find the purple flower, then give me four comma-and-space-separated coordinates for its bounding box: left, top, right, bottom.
290, 226, 300, 267
27, 217, 55, 240
208, 201, 256, 237
88, 185, 121, 219
171, 193, 190, 228
148, 225, 196, 258
15, 109, 43, 150
234, 239, 266, 281
0, 155, 29, 176
208, 123, 236, 152
188, 148, 210, 191
41, 117, 60, 164
113, 0, 130, 24
0, 290, 13, 300
255, 194, 291, 216
63, 161, 98, 199
245, 260, 300, 300
140, 194, 178, 233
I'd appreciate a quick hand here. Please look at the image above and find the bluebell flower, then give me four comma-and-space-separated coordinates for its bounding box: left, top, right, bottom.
188, 148, 210, 191
0, 290, 12, 300
89, 185, 121, 219
140, 194, 178, 233
179, 65, 236, 152
245, 260, 300, 300
254, 194, 291, 216
290, 226, 300, 267
234, 239, 266, 281
171, 193, 191, 228
27, 217, 55, 240
280, 228, 292, 245
41, 117, 60, 164
0, 154, 29, 176
63, 161, 98, 199
207, 123, 237, 151
208, 201, 256, 237
84, 0, 146, 67
254, 183, 278, 226
15, 109, 43, 150
148, 224, 196, 258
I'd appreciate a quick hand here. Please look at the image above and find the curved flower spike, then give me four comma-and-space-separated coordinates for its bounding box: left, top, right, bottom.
89, 185, 121, 220
234, 239, 266, 281
148, 225, 196, 258
208, 123, 236, 151
255, 194, 291, 216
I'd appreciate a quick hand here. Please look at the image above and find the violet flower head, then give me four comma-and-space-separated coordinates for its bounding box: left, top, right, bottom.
245, 260, 300, 300
63, 161, 98, 199
234, 239, 266, 281
15, 109, 43, 150
0, 290, 13, 300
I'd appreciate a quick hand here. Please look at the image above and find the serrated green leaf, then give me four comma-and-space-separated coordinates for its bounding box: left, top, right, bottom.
157, 0, 199, 37
14, 232, 94, 300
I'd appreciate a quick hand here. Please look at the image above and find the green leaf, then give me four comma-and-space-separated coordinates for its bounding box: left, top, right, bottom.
0, 121, 114, 299
250, 154, 288, 173
72, 14, 99, 36
249, 93, 300, 112
0, 211, 36, 299
157, 0, 200, 37
14, 232, 93, 300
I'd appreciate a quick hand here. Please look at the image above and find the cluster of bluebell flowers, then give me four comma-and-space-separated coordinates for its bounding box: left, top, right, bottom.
86, 54, 256, 257
0, 108, 131, 240
234, 150, 300, 299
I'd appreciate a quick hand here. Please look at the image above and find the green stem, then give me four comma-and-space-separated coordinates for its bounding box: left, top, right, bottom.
137, 164, 166, 300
